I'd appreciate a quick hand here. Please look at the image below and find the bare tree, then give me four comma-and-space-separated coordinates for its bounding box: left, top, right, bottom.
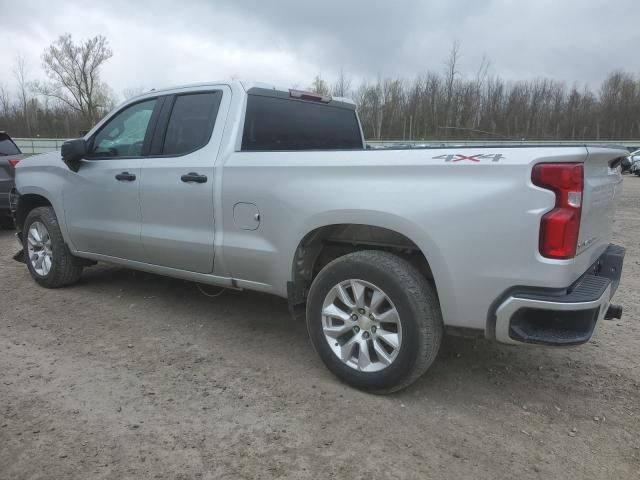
35, 33, 113, 124
332, 67, 352, 97
471, 55, 490, 129
443, 40, 461, 134
14, 53, 32, 136
0, 83, 10, 117
475, 55, 490, 88
309, 75, 330, 95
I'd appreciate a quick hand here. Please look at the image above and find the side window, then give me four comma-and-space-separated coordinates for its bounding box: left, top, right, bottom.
89, 99, 157, 158
162, 92, 222, 156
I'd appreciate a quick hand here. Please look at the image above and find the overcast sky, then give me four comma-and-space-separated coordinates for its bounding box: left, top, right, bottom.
2, 0, 638, 101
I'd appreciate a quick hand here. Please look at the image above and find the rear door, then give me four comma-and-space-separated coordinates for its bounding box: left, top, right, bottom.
139, 88, 227, 273
64, 97, 161, 260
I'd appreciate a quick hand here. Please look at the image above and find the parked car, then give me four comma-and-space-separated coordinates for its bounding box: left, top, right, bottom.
11, 81, 626, 392
0, 131, 25, 228
627, 149, 640, 176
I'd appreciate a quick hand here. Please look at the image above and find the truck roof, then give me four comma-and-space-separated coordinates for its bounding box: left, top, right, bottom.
126, 79, 356, 107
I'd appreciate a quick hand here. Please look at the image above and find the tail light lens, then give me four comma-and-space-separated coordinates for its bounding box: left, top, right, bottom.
8, 159, 20, 168
532, 163, 584, 259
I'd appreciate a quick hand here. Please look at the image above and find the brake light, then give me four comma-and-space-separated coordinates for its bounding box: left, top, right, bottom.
289, 89, 332, 103
532, 163, 583, 259
8, 159, 20, 168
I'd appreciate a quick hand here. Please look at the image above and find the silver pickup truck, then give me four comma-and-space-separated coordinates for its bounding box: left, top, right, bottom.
12, 80, 626, 392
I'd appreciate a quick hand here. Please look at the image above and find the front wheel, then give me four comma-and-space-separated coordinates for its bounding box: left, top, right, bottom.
306, 250, 443, 393
23, 207, 83, 288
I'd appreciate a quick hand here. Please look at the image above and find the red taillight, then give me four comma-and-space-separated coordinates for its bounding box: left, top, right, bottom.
8, 158, 20, 168
532, 163, 584, 259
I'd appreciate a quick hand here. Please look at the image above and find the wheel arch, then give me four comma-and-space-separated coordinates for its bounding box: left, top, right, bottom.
288, 221, 445, 317
14, 174, 76, 247
15, 193, 53, 232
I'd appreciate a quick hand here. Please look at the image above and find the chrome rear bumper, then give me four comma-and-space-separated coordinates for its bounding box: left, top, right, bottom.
494, 244, 624, 346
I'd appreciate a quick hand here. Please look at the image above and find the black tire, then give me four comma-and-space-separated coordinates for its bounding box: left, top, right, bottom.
306, 250, 443, 393
23, 206, 83, 288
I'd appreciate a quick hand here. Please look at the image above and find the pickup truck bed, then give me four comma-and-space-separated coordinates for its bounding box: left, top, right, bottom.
11, 80, 626, 392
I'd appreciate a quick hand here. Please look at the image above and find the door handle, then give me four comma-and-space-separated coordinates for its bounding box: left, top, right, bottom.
115, 172, 136, 181
181, 172, 208, 183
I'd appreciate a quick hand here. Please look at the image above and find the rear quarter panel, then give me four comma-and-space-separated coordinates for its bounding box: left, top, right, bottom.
220, 146, 602, 331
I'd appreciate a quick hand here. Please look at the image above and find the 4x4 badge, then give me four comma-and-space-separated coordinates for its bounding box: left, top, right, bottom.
433, 153, 504, 162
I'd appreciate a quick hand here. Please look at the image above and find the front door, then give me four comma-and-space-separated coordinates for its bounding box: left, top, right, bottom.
64, 97, 160, 261
139, 89, 226, 273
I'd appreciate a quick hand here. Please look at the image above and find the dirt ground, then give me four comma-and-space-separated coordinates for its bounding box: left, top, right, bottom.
1, 179, 639, 480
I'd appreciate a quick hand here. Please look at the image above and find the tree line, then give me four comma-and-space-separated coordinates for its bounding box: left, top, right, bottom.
354, 70, 640, 141
313, 43, 640, 141
1, 34, 117, 139
2, 36, 639, 141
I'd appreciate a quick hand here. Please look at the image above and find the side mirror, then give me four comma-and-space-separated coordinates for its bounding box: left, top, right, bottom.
61, 138, 87, 172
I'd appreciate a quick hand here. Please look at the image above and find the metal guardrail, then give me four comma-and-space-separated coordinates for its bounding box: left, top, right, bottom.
14, 138, 68, 154
367, 140, 640, 149
13, 137, 640, 155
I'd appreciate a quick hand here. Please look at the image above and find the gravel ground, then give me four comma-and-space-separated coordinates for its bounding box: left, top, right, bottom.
1, 178, 639, 480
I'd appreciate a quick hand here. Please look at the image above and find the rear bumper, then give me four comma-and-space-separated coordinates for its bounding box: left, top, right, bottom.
494, 244, 624, 346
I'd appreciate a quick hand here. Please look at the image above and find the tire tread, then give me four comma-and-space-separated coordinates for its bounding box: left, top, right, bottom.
24, 207, 83, 288
307, 250, 443, 393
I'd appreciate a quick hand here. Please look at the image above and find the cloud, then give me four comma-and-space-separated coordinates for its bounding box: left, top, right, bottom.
1, 0, 638, 102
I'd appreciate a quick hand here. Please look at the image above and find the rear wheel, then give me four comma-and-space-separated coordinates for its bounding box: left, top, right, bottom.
23, 207, 83, 288
306, 250, 443, 393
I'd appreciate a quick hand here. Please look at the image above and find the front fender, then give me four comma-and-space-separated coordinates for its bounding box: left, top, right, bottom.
15, 158, 75, 249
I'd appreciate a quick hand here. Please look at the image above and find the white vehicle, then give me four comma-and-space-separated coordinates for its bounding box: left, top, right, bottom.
628, 150, 640, 175
12, 80, 626, 392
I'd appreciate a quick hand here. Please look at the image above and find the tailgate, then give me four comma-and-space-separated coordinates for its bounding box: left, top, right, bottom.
578, 147, 625, 256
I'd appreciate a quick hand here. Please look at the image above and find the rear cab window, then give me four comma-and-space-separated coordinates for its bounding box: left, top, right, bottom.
241, 90, 363, 151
